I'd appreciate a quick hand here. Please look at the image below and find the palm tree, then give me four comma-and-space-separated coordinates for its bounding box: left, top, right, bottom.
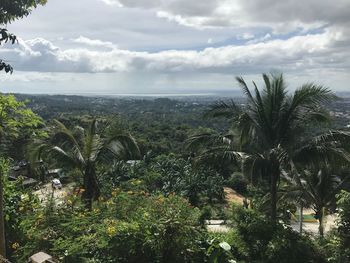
32, 119, 140, 210
188, 73, 342, 223
285, 163, 350, 237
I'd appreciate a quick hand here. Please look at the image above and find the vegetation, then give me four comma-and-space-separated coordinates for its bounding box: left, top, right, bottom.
188, 73, 347, 224
16, 192, 205, 263
0, 74, 349, 262
30, 119, 140, 210
0, 95, 42, 257
0, 1, 349, 262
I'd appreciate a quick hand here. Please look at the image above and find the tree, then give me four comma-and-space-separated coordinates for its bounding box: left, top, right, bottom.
0, 94, 42, 257
32, 119, 140, 210
0, 0, 46, 73
286, 164, 349, 237
188, 73, 337, 223
287, 129, 350, 235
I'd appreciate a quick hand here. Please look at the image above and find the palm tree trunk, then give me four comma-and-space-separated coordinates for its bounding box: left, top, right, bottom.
0, 167, 6, 258
319, 207, 325, 238
83, 163, 100, 211
299, 206, 303, 234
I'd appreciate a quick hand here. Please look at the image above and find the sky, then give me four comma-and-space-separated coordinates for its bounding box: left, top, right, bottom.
0, 0, 349, 95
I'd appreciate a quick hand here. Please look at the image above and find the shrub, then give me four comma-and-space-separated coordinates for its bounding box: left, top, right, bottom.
226, 205, 326, 263
16, 191, 207, 263
145, 154, 225, 206
325, 191, 350, 262
2, 159, 40, 260
226, 173, 248, 195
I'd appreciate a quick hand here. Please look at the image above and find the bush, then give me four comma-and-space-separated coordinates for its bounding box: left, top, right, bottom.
226, 205, 326, 263
226, 173, 248, 195
16, 191, 207, 263
145, 154, 225, 206
325, 191, 350, 262
2, 158, 40, 260
98, 155, 225, 207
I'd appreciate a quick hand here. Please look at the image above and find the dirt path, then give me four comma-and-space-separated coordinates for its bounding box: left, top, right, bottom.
224, 187, 245, 205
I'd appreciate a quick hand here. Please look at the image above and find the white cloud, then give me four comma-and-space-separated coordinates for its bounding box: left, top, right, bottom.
72, 36, 117, 49
247, 33, 271, 44
101, 0, 350, 33
2, 27, 349, 76
98, 0, 123, 6
237, 33, 255, 40
2, 0, 350, 93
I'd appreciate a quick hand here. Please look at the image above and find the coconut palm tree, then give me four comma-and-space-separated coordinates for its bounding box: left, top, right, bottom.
188, 73, 345, 223
31, 119, 140, 210
285, 164, 349, 237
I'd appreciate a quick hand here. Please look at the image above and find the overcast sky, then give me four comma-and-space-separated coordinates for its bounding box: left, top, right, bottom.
0, 0, 349, 94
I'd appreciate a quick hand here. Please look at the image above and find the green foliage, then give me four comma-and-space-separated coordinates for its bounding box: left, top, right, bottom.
0, 158, 39, 258
325, 191, 350, 262
16, 192, 206, 263
0, 95, 42, 257
0, 0, 47, 24
150, 155, 224, 205
0, 94, 43, 143
138, 155, 224, 206
1, 91, 349, 262
206, 238, 236, 263
226, 173, 248, 195
189, 73, 348, 223
285, 165, 349, 236
99, 154, 225, 207
226, 205, 325, 263
337, 191, 350, 248
31, 119, 140, 209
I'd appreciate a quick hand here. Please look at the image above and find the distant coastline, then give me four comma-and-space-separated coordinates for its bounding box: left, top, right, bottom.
3, 90, 350, 99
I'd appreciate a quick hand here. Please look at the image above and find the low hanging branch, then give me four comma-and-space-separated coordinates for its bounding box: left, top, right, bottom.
0, 28, 17, 74
0, 0, 47, 74
0, 60, 13, 74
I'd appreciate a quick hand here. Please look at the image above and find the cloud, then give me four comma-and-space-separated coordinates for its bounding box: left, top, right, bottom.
101, 0, 350, 33
1, 27, 349, 76
247, 33, 271, 44
98, 0, 123, 6
237, 33, 255, 40
72, 36, 118, 49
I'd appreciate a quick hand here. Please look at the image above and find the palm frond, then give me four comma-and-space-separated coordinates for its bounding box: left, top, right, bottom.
204, 100, 241, 119
236, 76, 255, 105
107, 133, 140, 160
291, 84, 335, 111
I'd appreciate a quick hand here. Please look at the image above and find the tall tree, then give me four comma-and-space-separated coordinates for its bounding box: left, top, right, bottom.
0, 94, 42, 257
32, 119, 140, 210
188, 73, 338, 223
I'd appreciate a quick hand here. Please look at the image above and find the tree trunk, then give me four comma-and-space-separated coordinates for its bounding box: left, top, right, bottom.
82, 163, 100, 211
299, 206, 303, 234
318, 207, 325, 238
270, 172, 278, 223
0, 167, 6, 258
